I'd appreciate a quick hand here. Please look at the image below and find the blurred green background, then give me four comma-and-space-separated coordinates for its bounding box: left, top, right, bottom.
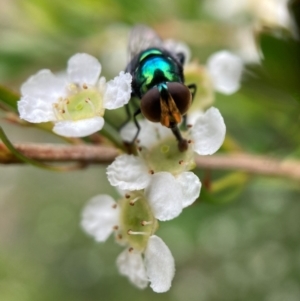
1, 0, 300, 300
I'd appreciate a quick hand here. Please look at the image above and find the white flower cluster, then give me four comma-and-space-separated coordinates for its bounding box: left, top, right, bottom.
85, 106, 225, 292
81, 192, 175, 292
17, 49, 242, 293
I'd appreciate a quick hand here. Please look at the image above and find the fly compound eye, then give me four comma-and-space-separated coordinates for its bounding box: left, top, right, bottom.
167, 82, 192, 115
140, 87, 161, 122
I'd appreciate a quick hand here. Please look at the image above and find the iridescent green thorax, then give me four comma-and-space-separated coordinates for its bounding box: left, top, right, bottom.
135, 49, 182, 95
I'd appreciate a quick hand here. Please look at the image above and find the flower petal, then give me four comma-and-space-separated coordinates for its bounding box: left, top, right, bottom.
104, 71, 132, 109
119, 120, 142, 143
21, 69, 66, 101
191, 107, 226, 155
106, 155, 151, 191
120, 119, 171, 148
144, 235, 175, 293
207, 50, 243, 95
145, 172, 183, 221
53, 117, 104, 137
67, 53, 101, 86
18, 95, 56, 123
116, 249, 148, 289
81, 194, 119, 242
176, 172, 201, 208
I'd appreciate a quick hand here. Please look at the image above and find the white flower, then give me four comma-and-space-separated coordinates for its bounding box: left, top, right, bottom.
206, 50, 243, 95
107, 156, 201, 221
203, 0, 291, 29
183, 50, 242, 117
189, 107, 226, 155
81, 193, 175, 293
18, 53, 132, 137
121, 106, 226, 156
107, 107, 225, 221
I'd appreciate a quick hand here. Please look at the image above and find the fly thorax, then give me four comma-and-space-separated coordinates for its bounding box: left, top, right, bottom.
117, 191, 158, 252
52, 83, 105, 121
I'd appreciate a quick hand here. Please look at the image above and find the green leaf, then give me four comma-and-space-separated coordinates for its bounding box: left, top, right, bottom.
259, 29, 300, 101
0, 85, 20, 111
289, 0, 300, 38
199, 172, 249, 205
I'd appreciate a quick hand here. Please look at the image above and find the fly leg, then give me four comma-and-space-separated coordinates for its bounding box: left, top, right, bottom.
182, 83, 197, 129
120, 107, 141, 154
188, 83, 197, 101
132, 108, 141, 143
171, 125, 188, 152
118, 104, 132, 131
119, 98, 141, 153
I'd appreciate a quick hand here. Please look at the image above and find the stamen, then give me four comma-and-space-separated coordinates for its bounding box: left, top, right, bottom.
129, 197, 139, 206
141, 220, 153, 226
187, 124, 193, 128
179, 159, 189, 167
52, 104, 60, 119
63, 99, 72, 119
117, 234, 123, 240
85, 98, 96, 113
128, 247, 134, 252
127, 229, 148, 235
83, 83, 88, 89
138, 146, 143, 152
68, 83, 78, 92
188, 139, 192, 144
125, 194, 130, 199
113, 225, 119, 230
112, 204, 117, 209
148, 170, 154, 175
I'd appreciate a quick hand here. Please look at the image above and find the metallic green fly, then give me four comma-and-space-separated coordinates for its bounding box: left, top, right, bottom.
124, 25, 196, 152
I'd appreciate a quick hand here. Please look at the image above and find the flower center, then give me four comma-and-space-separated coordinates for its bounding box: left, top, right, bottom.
140, 134, 196, 175
118, 191, 158, 251
53, 83, 104, 121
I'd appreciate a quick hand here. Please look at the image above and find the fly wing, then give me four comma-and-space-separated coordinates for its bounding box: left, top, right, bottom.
163, 39, 191, 65
128, 25, 164, 60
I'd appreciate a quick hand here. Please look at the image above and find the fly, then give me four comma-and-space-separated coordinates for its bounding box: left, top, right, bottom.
123, 25, 196, 152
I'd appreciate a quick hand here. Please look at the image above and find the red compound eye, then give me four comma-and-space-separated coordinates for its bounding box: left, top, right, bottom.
167, 82, 191, 116
140, 87, 161, 122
